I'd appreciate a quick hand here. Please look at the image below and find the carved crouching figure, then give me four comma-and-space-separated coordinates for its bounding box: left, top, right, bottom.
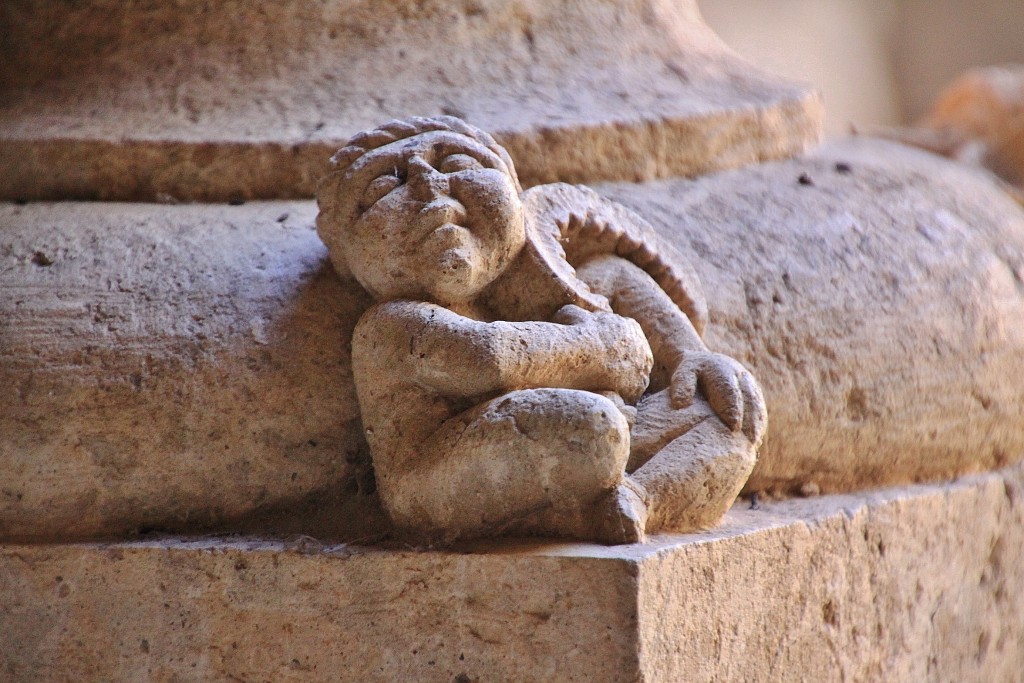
317, 116, 767, 544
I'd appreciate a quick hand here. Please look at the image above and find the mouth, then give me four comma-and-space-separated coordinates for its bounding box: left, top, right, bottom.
419, 197, 468, 226
425, 223, 474, 251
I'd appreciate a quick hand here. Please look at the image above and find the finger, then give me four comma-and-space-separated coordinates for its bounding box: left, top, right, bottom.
551, 304, 587, 325
670, 360, 698, 408
705, 362, 742, 431
739, 371, 767, 444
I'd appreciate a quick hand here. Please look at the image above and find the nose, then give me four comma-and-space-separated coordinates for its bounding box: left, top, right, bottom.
407, 155, 448, 201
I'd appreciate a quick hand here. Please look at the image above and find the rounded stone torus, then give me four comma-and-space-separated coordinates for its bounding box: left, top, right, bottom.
599, 136, 1024, 496
7, 134, 1023, 542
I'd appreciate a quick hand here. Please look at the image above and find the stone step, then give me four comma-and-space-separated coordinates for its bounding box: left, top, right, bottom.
0, 0, 821, 201
2, 464, 1021, 681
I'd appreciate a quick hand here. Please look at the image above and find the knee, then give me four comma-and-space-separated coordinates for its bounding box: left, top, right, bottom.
377, 389, 633, 538
493, 389, 631, 496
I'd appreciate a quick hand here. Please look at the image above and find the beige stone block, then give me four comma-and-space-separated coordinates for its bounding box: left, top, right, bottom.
0, 0, 821, 202
2, 463, 1021, 681
0, 200, 383, 540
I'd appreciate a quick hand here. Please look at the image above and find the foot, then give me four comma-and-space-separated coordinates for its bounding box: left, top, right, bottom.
499, 479, 650, 545
588, 477, 649, 545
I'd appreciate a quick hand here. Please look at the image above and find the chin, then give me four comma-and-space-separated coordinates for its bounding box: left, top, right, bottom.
432, 280, 481, 306
436, 264, 507, 304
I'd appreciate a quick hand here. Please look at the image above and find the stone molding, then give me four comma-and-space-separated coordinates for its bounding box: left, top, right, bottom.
0, 0, 821, 201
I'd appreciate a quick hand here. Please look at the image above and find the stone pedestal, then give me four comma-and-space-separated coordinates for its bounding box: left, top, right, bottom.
3, 464, 1021, 681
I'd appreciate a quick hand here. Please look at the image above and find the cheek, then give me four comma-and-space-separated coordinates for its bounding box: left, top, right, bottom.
454, 175, 520, 228
349, 202, 422, 281
358, 194, 417, 243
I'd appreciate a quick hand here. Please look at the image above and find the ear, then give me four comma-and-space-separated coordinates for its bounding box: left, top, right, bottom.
315, 171, 354, 280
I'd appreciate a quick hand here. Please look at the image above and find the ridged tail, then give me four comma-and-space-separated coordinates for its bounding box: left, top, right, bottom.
524, 183, 708, 337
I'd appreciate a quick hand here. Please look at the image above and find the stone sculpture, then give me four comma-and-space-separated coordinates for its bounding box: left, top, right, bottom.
317, 116, 766, 544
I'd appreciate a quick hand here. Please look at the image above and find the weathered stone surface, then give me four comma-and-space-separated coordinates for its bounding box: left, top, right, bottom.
315, 116, 765, 544
0, 200, 383, 540
2, 463, 1021, 682
0, 0, 822, 202
599, 137, 1024, 494
4, 138, 1024, 539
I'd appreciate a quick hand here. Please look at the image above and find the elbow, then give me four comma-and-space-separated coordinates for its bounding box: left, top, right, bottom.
413, 325, 505, 396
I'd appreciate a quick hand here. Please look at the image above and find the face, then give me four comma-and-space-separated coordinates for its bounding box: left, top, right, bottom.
342, 131, 526, 305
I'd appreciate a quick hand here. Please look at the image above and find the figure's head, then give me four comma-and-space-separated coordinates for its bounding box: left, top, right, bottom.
317, 116, 526, 305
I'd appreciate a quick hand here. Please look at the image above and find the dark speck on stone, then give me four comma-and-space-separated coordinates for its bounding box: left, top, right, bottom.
798, 173, 815, 186
835, 162, 853, 174
228, 198, 245, 206
441, 104, 467, 119
31, 251, 53, 266
276, 213, 289, 222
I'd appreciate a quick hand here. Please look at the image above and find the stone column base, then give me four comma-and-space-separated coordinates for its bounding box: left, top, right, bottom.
3, 463, 1021, 681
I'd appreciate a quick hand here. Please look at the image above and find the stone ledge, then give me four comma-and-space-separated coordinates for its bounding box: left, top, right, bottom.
0, 0, 821, 201
3, 463, 1021, 681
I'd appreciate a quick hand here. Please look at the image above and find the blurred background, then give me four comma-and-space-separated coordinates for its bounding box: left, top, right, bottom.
699, 0, 1024, 135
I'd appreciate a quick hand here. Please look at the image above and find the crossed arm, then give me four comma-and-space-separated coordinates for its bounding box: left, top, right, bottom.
575, 255, 766, 445
355, 255, 765, 445
356, 300, 654, 402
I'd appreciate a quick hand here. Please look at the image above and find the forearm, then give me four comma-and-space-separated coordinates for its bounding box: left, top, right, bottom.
487, 319, 644, 394
408, 306, 646, 397
575, 256, 705, 381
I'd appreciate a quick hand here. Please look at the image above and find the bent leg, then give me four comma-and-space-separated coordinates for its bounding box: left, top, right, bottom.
379, 388, 633, 542
630, 390, 757, 534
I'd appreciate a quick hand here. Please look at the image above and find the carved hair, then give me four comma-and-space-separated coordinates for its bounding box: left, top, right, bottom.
328, 116, 521, 191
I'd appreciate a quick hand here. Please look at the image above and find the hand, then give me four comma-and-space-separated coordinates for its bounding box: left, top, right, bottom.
598, 391, 638, 430
670, 352, 767, 445
552, 304, 653, 402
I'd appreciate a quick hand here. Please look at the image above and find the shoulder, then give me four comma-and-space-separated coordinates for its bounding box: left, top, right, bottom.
355, 300, 481, 348
353, 300, 434, 349
357, 300, 442, 328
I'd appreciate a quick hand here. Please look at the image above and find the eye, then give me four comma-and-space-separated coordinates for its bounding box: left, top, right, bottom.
360, 173, 401, 210
438, 154, 483, 174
